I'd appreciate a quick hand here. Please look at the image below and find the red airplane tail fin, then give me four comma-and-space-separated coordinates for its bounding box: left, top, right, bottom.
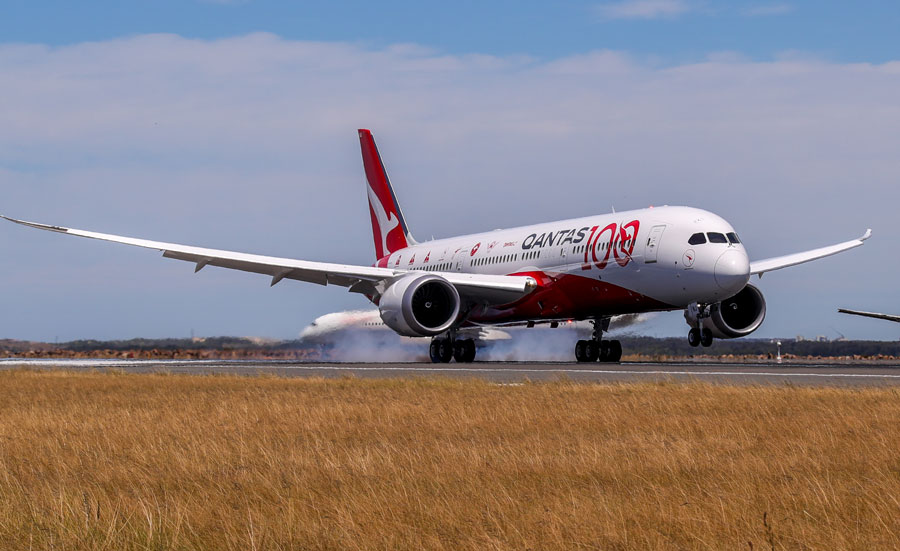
358, 129, 416, 261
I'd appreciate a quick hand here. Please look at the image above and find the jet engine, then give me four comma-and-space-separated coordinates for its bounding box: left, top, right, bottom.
700, 284, 767, 338
378, 273, 461, 337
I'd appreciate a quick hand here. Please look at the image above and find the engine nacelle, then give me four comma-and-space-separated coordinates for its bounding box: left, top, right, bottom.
378, 273, 461, 337
700, 284, 767, 339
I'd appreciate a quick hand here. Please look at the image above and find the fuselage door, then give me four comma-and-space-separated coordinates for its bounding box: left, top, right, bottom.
451, 247, 465, 272
644, 225, 666, 263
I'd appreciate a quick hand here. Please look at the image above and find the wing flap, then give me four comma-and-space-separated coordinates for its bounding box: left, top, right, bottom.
749, 229, 871, 276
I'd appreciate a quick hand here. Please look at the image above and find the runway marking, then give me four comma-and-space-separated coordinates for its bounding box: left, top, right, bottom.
0, 359, 222, 367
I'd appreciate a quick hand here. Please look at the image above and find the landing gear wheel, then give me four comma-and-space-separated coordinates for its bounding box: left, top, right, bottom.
439, 339, 454, 362
453, 340, 466, 363
453, 339, 477, 363
688, 328, 701, 347
430, 339, 453, 363
585, 340, 599, 362
429, 340, 441, 363
700, 328, 714, 347
598, 341, 610, 362
464, 339, 476, 363
575, 340, 588, 362
607, 340, 623, 363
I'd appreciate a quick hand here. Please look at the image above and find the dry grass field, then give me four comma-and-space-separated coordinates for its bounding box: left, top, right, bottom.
0, 369, 898, 550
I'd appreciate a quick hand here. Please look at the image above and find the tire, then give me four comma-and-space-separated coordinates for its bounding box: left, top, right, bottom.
463, 339, 476, 363
608, 340, 623, 362
700, 328, 714, 347
575, 340, 587, 362
598, 341, 610, 362
429, 340, 442, 363
688, 328, 701, 347
585, 341, 599, 362
437, 339, 454, 362
453, 340, 467, 363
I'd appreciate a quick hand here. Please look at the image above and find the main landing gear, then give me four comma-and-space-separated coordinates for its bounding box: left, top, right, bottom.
575, 319, 622, 363
429, 337, 476, 363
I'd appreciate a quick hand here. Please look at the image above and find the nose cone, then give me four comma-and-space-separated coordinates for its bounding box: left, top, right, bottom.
715, 249, 750, 294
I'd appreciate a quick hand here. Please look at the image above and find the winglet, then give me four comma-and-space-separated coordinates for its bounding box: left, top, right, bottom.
861, 228, 873, 241
1, 214, 71, 234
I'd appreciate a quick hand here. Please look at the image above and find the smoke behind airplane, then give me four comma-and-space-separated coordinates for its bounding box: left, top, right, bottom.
299, 309, 656, 362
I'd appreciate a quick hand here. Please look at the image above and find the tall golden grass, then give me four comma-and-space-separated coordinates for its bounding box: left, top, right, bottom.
0, 369, 898, 550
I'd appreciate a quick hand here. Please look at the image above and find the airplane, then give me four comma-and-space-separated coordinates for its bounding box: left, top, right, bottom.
2, 129, 872, 363
838, 309, 900, 323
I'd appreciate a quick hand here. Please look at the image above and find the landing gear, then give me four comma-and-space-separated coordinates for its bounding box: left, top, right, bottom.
685, 303, 715, 348
575, 319, 622, 363
688, 328, 701, 347
576, 340, 600, 362
429, 338, 453, 363
429, 337, 476, 363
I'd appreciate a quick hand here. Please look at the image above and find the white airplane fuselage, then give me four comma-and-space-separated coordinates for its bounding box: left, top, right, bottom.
375, 205, 749, 324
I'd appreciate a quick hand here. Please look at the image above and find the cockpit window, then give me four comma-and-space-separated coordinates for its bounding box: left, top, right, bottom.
688, 233, 706, 245
726, 232, 741, 244
707, 232, 728, 244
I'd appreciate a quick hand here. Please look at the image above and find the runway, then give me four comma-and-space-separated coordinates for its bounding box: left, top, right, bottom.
3, 358, 900, 386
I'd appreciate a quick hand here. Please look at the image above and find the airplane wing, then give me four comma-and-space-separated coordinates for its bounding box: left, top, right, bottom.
838, 309, 900, 323
749, 229, 871, 276
1, 215, 536, 305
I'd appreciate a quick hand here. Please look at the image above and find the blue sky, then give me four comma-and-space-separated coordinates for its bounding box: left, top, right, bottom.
4, 1, 900, 62
2, 1, 899, 344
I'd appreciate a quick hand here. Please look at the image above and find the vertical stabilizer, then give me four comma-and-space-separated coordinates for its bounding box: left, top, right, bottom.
358, 129, 416, 260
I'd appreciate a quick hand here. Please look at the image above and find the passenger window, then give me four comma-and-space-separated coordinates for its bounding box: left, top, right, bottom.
707, 232, 727, 244
727, 232, 741, 244
688, 233, 706, 245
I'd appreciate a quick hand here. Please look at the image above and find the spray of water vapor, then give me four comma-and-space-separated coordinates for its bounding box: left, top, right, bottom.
299, 309, 657, 363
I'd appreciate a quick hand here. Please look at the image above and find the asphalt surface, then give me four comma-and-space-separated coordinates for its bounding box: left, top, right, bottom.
3, 358, 900, 386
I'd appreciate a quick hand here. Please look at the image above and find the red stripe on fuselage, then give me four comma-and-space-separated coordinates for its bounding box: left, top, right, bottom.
470, 271, 673, 323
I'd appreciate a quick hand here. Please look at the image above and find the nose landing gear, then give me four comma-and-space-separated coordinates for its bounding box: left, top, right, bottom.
687, 327, 714, 347
575, 318, 622, 363
685, 304, 714, 347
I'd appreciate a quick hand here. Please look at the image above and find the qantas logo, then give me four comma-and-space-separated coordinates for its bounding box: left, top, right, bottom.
367, 183, 400, 257
580, 220, 640, 270
521, 220, 641, 270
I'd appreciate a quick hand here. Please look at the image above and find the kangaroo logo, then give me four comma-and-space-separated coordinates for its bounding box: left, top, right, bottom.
367, 182, 399, 257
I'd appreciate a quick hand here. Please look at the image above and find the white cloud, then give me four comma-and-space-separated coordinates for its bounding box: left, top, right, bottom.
595, 0, 692, 20
1, 34, 899, 341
